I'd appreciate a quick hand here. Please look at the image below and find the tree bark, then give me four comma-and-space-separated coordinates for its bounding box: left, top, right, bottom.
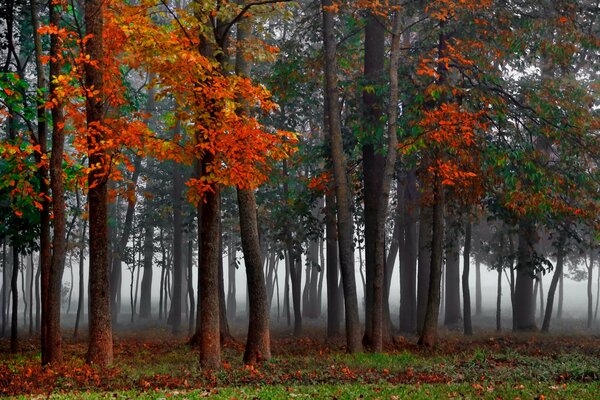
418, 171, 444, 346
444, 218, 461, 326
462, 220, 472, 335
169, 161, 184, 334
587, 251, 594, 329
322, 0, 362, 353
542, 234, 564, 332
74, 210, 87, 338
496, 262, 502, 332
238, 188, 271, 364
475, 258, 482, 316
362, 10, 388, 350
85, 0, 113, 366
197, 157, 221, 369
399, 171, 418, 334
10, 249, 18, 352
513, 220, 537, 331
417, 205, 433, 333
326, 192, 340, 338
31, 0, 52, 363
44, 0, 67, 363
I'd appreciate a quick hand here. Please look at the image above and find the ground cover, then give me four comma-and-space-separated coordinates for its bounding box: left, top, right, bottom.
1, 328, 599, 399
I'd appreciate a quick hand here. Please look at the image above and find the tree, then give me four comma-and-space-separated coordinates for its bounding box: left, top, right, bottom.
321, 0, 362, 353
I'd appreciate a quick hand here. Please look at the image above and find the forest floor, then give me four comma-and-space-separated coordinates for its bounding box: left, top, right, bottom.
1, 320, 600, 399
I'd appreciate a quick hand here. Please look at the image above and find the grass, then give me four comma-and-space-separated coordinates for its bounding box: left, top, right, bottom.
2, 330, 600, 399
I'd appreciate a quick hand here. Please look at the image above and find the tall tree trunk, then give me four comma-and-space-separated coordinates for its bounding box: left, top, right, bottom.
496, 263, 502, 331
238, 187, 271, 364
462, 220, 472, 335
74, 213, 87, 338
444, 218, 461, 326
475, 258, 482, 316
187, 237, 196, 335
361, 10, 387, 350
557, 269, 563, 319
513, 220, 537, 331
542, 234, 565, 332
2, 241, 7, 337
197, 157, 221, 369
418, 170, 444, 346
227, 236, 236, 321
326, 192, 340, 338
587, 251, 594, 329
85, 0, 113, 365
139, 214, 153, 319
417, 26, 449, 349
169, 161, 184, 334
322, 0, 361, 353
417, 206, 433, 333
399, 171, 418, 334
289, 251, 302, 336
10, 249, 18, 352
30, 0, 52, 359
44, 0, 68, 363
218, 235, 231, 341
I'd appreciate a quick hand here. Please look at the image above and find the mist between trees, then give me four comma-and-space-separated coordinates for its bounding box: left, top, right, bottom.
0, 0, 598, 369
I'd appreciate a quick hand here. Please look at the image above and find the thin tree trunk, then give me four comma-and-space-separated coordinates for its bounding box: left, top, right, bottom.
444, 216, 462, 326
74, 213, 87, 338
462, 220, 472, 335
322, 0, 362, 353
496, 264, 502, 332
587, 251, 594, 329
11, 249, 18, 352
475, 258, 482, 316
418, 171, 444, 347
187, 237, 196, 335
238, 186, 271, 364
557, 268, 563, 319
542, 234, 564, 332
417, 206, 433, 334
169, 159, 184, 334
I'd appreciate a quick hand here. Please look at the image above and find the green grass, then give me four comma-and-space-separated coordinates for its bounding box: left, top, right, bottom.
18, 382, 600, 399
3, 333, 600, 399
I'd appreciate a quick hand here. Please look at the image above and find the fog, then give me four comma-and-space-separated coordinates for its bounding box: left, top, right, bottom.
6, 242, 593, 335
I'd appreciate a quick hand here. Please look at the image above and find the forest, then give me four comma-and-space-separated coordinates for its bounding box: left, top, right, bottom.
0, 0, 599, 398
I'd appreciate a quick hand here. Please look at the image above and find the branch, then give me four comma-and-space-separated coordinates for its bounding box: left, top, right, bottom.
217, 0, 293, 47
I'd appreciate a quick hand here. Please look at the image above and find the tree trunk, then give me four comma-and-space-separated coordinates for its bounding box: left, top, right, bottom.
30, 0, 52, 359
444, 218, 461, 326
475, 258, 482, 316
418, 172, 444, 346
44, 0, 68, 362
289, 251, 302, 336
2, 241, 7, 337
10, 249, 18, 352
399, 173, 418, 334
85, 0, 113, 366
218, 238, 231, 341
542, 234, 564, 332
227, 237, 236, 321
238, 188, 271, 364
197, 157, 221, 369
169, 161, 184, 334
587, 251, 594, 329
322, 0, 362, 353
326, 192, 340, 338
496, 263, 502, 331
513, 220, 537, 331
139, 215, 153, 319
187, 237, 196, 334
361, 10, 387, 350
462, 220, 472, 336
417, 206, 433, 334
557, 268, 563, 319
74, 212, 86, 339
